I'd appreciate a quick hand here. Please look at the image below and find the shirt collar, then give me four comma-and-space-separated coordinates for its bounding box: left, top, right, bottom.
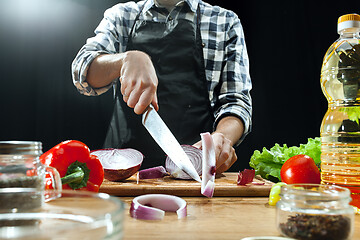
185, 0, 199, 12
142, 0, 199, 13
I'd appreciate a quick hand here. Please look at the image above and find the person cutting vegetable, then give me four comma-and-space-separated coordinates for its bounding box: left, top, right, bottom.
71, 0, 252, 173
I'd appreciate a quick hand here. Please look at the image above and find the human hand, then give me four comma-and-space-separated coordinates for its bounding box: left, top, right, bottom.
120, 50, 159, 114
193, 132, 237, 174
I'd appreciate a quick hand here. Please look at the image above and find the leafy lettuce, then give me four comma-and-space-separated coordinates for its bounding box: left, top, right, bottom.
249, 137, 321, 182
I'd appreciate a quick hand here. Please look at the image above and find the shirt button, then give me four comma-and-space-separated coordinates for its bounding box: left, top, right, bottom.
202, 42, 206, 47
168, 16, 173, 20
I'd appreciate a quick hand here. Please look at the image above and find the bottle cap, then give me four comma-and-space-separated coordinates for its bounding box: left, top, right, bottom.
337, 13, 360, 33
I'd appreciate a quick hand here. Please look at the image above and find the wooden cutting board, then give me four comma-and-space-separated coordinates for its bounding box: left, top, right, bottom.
99, 172, 273, 197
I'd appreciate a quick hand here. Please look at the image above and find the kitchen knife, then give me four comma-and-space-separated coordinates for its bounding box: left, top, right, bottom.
142, 105, 201, 182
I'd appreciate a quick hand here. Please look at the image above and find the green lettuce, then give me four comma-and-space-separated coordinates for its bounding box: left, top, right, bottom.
249, 137, 321, 182
339, 107, 360, 124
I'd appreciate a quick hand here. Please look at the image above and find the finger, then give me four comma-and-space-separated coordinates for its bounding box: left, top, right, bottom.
120, 76, 132, 96
151, 92, 159, 111
216, 149, 237, 174
227, 149, 237, 169
123, 94, 129, 103
120, 79, 133, 103
127, 88, 141, 109
216, 164, 227, 174
120, 76, 126, 94
212, 135, 224, 164
216, 141, 231, 168
122, 90, 130, 103
134, 89, 154, 114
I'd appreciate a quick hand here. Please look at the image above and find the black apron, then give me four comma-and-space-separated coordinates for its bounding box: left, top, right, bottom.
104, 2, 214, 169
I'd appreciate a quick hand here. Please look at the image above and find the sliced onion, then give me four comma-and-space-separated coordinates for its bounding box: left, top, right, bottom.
251, 182, 265, 185
202, 180, 215, 198
237, 169, 256, 185
138, 166, 169, 179
130, 194, 187, 220
165, 145, 202, 179
91, 148, 143, 182
200, 132, 216, 198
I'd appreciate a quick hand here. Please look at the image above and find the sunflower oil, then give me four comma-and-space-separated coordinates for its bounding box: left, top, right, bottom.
320, 13, 360, 209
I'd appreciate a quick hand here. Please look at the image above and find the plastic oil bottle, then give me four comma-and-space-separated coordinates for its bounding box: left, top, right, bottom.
320, 13, 360, 209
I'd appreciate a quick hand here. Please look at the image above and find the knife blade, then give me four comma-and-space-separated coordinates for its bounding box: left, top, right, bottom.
142, 105, 201, 182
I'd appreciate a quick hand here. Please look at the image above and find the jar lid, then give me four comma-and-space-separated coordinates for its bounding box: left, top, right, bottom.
0, 141, 42, 156
279, 184, 352, 209
338, 13, 360, 33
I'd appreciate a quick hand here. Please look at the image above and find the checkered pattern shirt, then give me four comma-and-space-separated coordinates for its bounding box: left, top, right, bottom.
72, 0, 252, 143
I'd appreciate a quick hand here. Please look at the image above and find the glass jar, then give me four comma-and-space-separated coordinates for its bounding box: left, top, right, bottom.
0, 190, 124, 239
0, 141, 61, 212
276, 184, 354, 240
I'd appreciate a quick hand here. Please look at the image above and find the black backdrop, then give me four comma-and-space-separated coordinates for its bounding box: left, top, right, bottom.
0, 0, 357, 171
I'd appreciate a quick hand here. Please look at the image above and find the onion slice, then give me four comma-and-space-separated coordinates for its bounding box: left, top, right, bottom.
165, 145, 202, 179
138, 166, 169, 179
251, 182, 265, 185
130, 194, 187, 220
91, 148, 143, 182
237, 169, 256, 185
200, 132, 216, 198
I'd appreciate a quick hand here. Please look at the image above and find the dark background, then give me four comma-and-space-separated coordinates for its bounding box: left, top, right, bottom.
0, 0, 356, 171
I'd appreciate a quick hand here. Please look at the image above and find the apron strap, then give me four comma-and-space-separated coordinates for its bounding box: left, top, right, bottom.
129, 1, 148, 38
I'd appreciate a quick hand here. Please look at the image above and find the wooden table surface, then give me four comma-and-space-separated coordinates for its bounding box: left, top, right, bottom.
120, 196, 360, 240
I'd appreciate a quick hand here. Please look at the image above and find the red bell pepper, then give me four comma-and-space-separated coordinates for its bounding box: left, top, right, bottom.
40, 140, 104, 192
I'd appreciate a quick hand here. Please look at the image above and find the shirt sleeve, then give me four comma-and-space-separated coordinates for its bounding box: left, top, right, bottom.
71, 3, 137, 96
213, 13, 252, 145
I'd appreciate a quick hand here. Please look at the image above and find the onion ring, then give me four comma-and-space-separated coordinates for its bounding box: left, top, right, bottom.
130, 194, 187, 220
200, 132, 216, 198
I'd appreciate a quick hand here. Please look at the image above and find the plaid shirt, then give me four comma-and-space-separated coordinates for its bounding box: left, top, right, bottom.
72, 0, 252, 143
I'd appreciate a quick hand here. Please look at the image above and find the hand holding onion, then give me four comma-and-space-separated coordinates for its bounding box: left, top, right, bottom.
193, 132, 237, 174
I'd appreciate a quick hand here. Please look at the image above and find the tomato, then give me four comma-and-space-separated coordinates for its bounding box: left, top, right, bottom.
280, 154, 321, 184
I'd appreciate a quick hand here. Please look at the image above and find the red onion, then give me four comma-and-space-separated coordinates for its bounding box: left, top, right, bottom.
138, 166, 169, 179
251, 182, 265, 185
200, 132, 216, 198
165, 145, 202, 179
130, 194, 187, 220
237, 169, 256, 185
91, 148, 143, 182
